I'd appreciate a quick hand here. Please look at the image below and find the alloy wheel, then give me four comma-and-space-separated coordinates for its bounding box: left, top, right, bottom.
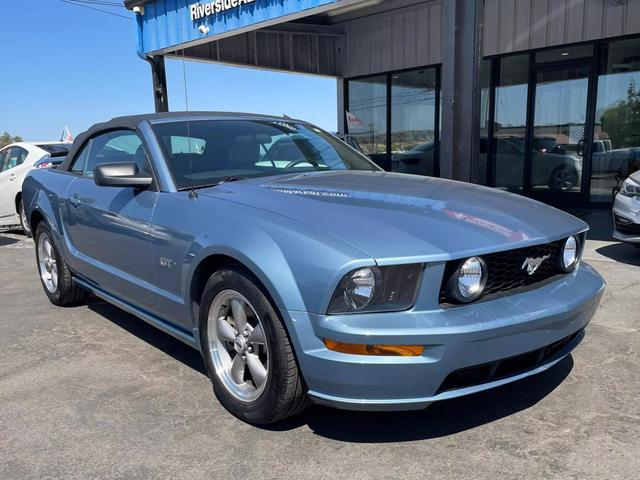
553, 169, 576, 191
37, 233, 58, 293
20, 201, 29, 233
207, 290, 269, 402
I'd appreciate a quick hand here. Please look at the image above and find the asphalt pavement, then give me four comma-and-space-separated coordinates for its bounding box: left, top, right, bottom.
0, 213, 638, 479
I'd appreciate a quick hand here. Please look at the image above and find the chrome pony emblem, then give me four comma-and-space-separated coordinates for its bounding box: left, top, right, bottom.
521, 255, 550, 275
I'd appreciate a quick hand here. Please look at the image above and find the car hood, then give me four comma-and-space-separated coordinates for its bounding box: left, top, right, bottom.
198, 171, 587, 261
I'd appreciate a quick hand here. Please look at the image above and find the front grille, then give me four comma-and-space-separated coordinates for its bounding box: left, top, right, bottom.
436, 329, 582, 394
614, 215, 640, 236
439, 238, 573, 305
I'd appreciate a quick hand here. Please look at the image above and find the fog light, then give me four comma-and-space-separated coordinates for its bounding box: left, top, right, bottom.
615, 214, 632, 225
448, 256, 488, 303
561, 236, 579, 272
323, 339, 424, 356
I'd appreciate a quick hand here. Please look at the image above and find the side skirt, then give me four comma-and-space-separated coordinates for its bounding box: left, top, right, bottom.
73, 276, 199, 350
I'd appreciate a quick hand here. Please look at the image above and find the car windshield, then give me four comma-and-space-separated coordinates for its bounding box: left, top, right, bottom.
152, 119, 379, 190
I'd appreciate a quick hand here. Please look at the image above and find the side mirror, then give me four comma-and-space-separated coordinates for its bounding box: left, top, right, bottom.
94, 162, 153, 189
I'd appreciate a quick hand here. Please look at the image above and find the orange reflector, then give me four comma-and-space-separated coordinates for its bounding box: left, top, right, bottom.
323, 339, 424, 356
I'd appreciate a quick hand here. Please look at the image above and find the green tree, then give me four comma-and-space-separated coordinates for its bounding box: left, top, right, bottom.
0, 132, 23, 149
601, 81, 640, 149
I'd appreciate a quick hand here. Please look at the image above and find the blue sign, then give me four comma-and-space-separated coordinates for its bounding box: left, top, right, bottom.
135, 0, 342, 56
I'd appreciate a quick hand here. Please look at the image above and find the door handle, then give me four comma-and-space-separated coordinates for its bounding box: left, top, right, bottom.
69, 193, 81, 209
8, 174, 15, 181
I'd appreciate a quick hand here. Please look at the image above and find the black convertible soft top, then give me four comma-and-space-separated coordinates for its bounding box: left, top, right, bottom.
59, 111, 292, 172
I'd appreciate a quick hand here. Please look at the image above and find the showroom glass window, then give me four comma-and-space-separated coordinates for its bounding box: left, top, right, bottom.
390, 68, 438, 176
478, 59, 491, 184
590, 38, 640, 202
347, 76, 388, 164
493, 54, 529, 192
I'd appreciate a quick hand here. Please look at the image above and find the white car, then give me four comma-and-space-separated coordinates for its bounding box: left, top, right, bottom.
0, 142, 70, 235
613, 170, 640, 249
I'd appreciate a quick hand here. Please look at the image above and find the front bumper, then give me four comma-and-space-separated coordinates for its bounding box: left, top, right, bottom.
613, 193, 640, 243
283, 262, 604, 411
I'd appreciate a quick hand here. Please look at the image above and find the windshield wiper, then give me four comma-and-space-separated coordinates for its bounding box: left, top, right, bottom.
212, 176, 249, 186
180, 176, 249, 191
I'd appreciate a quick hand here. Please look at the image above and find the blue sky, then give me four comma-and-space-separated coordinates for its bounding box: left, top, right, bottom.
0, 0, 337, 141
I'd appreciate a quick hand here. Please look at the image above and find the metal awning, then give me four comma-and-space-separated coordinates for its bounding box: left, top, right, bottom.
127, 0, 369, 58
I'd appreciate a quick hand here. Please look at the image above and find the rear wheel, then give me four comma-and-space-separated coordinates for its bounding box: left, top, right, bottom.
199, 266, 310, 424
18, 199, 31, 238
549, 166, 579, 192
35, 222, 88, 306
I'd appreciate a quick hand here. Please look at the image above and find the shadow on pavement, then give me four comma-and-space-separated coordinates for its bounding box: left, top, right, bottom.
566, 208, 612, 242
88, 299, 207, 375
86, 296, 574, 442
595, 243, 640, 266
270, 356, 573, 442
0, 235, 20, 246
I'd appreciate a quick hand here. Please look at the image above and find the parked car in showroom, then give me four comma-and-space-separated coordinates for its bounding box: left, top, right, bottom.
22, 112, 604, 424
480, 137, 583, 192
0, 142, 69, 235
612, 170, 640, 249
391, 141, 437, 176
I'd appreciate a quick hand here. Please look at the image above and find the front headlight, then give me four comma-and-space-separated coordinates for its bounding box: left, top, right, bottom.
560, 235, 580, 272
327, 264, 424, 314
620, 177, 640, 197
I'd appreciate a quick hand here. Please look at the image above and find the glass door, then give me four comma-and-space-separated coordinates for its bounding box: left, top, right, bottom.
527, 63, 591, 203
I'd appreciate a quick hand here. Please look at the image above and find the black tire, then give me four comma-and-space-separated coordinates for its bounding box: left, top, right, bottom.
34, 222, 89, 306
548, 166, 579, 192
18, 198, 31, 238
199, 266, 310, 424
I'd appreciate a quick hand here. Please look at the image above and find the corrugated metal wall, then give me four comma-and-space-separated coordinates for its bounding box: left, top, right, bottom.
171, 0, 640, 78
180, 28, 344, 76
483, 0, 640, 56
178, 1, 444, 78
341, 0, 442, 78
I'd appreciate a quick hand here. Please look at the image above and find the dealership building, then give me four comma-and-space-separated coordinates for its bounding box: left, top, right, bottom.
125, 0, 640, 207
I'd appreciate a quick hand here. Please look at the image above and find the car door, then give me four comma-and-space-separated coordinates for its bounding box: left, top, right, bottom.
0, 147, 28, 225
64, 130, 159, 308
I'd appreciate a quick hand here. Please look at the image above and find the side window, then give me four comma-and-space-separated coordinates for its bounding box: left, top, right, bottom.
16, 148, 28, 166
2, 147, 27, 171
84, 130, 149, 177
70, 142, 91, 174
0, 148, 8, 172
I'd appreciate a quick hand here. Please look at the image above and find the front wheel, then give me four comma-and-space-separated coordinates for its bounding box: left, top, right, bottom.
199, 266, 310, 424
34, 222, 89, 306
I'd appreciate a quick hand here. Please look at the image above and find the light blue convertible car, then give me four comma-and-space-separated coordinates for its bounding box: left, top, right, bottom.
23, 112, 605, 424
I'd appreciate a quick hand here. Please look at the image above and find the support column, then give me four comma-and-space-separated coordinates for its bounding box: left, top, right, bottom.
440, 0, 483, 183
336, 78, 345, 135
148, 55, 169, 113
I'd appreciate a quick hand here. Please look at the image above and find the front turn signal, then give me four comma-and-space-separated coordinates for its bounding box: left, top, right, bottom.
323, 339, 424, 357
